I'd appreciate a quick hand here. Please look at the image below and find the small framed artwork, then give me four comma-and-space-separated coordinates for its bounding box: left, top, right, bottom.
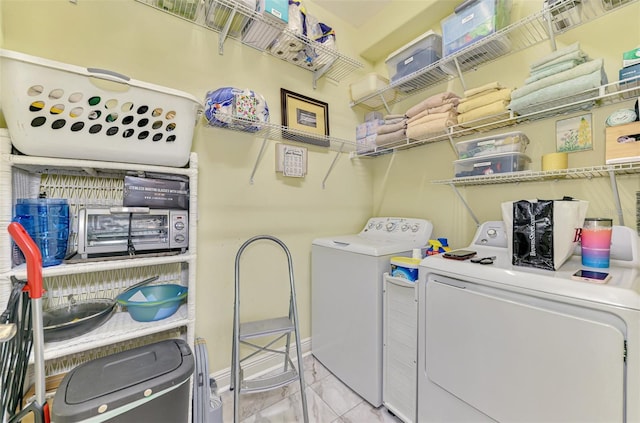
556, 113, 593, 152
280, 88, 330, 147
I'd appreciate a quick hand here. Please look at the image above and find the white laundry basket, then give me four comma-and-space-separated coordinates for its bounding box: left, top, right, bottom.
0, 49, 203, 167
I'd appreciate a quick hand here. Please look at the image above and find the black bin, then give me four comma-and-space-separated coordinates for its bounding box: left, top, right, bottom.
51, 339, 194, 423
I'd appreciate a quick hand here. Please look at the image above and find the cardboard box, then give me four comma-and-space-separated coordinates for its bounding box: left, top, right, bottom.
123, 176, 189, 209
605, 121, 640, 164
620, 63, 640, 84
623, 47, 640, 68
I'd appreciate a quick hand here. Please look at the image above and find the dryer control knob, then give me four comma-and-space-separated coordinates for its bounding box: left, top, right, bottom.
401, 224, 409, 232
375, 223, 383, 230
487, 228, 497, 238
386, 222, 396, 231
411, 224, 420, 232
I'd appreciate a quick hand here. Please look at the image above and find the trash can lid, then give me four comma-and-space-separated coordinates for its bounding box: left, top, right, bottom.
52, 339, 194, 422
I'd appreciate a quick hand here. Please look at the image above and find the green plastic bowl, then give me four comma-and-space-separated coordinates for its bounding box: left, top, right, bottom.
116, 284, 188, 322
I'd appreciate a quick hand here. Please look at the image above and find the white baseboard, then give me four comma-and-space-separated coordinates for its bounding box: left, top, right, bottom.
212, 337, 312, 393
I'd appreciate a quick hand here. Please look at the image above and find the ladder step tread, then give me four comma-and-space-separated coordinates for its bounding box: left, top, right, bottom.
241, 368, 299, 393
239, 316, 294, 339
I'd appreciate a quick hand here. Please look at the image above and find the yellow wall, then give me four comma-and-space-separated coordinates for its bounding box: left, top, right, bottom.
1, 0, 639, 375
0, 0, 372, 372
370, 2, 640, 248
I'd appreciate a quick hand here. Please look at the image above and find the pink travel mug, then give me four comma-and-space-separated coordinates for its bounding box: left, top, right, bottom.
581, 218, 613, 268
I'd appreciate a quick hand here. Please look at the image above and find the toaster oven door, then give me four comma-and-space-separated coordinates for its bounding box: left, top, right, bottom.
81, 209, 171, 257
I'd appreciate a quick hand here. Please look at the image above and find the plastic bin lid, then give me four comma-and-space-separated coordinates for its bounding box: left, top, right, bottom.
385, 30, 441, 63
453, 151, 532, 164
52, 339, 194, 421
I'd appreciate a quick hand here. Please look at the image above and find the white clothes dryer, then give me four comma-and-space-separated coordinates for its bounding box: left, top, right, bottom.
312, 217, 433, 407
418, 221, 640, 422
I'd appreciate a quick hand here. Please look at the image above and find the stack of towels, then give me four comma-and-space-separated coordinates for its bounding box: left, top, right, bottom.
458, 82, 513, 129
405, 91, 460, 140
509, 42, 607, 115
375, 114, 408, 147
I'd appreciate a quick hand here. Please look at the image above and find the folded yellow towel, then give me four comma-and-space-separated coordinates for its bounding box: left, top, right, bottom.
408, 110, 457, 128
405, 92, 460, 118
458, 89, 513, 114
458, 100, 510, 126
464, 82, 504, 98
406, 115, 457, 140
406, 103, 456, 124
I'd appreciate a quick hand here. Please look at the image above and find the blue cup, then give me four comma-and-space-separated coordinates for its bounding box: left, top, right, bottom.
13, 198, 70, 267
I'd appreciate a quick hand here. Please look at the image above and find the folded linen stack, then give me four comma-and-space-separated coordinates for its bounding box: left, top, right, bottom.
405, 91, 460, 140
356, 118, 384, 153
375, 114, 408, 147
458, 82, 513, 129
509, 42, 608, 115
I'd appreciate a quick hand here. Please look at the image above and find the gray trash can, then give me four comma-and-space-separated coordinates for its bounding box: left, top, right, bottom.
51, 339, 194, 423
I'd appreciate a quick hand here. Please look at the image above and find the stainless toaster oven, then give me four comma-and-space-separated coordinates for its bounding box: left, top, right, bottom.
77, 207, 188, 258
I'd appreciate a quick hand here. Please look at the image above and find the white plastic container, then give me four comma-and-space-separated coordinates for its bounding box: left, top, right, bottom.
390, 256, 421, 282
350, 73, 390, 102
453, 152, 531, 177
455, 131, 530, 159
385, 31, 442, 82
0, 49, 202, 167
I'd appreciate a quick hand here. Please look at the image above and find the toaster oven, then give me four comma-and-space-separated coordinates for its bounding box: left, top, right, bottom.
77, 207, 188, 258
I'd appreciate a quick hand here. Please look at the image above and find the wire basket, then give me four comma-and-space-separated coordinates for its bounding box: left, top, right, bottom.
0, 49, 203, 168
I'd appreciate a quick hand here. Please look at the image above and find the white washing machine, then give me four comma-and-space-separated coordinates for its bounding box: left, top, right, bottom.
418, 221, 640, 422
312, 217, 433, 407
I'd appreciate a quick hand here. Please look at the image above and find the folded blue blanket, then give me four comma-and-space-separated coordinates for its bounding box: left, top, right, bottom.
525, 60, 583, 84
509, 68, 606, 115
512, 59, 603, 100
529, 42, 581, 70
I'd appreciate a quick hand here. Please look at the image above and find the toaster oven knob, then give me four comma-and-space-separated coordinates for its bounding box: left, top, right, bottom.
175, 234, 186, 243
174, 221, 185, 231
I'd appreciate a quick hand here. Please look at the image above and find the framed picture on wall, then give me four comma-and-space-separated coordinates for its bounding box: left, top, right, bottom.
280, 89, 330, 147
556, 113, 593, 152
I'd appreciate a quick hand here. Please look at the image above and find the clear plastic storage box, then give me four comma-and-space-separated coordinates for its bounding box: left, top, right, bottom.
385, 30, 442, 82
455, 131, 530, 159
441, 0, 512, 57
454, 151, 531, 177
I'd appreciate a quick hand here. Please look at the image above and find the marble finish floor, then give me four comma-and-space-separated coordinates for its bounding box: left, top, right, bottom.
220, 354, 403, 423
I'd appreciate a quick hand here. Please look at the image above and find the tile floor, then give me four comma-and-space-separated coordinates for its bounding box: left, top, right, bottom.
220, 354, 403, 423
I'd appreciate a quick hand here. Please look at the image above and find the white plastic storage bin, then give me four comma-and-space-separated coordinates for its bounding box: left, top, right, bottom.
455, 131, 530, 159
206, 0, 256, 37
441, 0, 512, 57
544, 0, 582, 32
0, 49, 202, 168
383, 273, 417, 423
453, 151, 531, 177
385, 31, 442, 82
349, 73, 397, 103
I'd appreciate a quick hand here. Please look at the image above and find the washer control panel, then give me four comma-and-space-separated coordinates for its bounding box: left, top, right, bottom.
361, 217, 433, 244
472, 221, 508, 248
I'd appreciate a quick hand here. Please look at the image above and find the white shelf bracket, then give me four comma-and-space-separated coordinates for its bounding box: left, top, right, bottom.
446, 129, 456, 153
217, 8, 239, 55
380, 93, 391, 115
249, 135, 269, 185
449, 183, 480, 226
453, 58, 467, 92
322, 142, 345, 189
313, 57, 338, 89
608, 169, 625, 226
544, 9, 557, 51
